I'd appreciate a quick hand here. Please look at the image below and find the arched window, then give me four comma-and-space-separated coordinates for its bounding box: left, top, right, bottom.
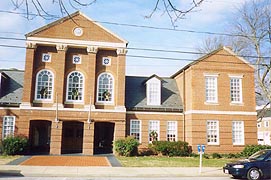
97, 73, 114, 103
35, 70, 54, 100
66, 71, 84, 101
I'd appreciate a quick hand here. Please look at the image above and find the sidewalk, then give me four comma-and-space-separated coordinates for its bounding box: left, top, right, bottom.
0, 165, 226, 177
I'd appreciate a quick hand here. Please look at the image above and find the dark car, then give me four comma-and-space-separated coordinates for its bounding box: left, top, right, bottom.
223, 149, 271, 180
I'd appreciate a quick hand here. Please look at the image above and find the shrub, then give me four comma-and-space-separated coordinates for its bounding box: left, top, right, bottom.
151, 141, 190, 157
241, 144, 271, 157
212, 153, 222, 159
2, 135, 29, 155
114, 136, 139, 157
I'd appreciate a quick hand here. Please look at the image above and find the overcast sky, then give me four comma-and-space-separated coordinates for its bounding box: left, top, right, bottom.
0, 0, 248, 76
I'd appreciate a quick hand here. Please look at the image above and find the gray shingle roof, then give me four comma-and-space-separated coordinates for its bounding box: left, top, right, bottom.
125, 76, 183, 112
0, 70, 24, 106
258, 107, 271, 118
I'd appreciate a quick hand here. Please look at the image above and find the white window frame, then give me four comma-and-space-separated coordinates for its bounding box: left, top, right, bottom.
149, 120, 160, 143
146, 78, 161, 106
35, 69, 54, 101
204, 74, 218, 103
206, 120, 219, 145
229, 75, 243, 104
167, 121, 177, 142
66, 71, 84, 103
232, 121, 245, 145
130, 120, 141, 143
96, 72, 114, 104
2, 116, 15, 139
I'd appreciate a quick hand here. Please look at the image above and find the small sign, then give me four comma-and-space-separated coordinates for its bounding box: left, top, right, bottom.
202, 145, 206, 153
197, 144, 201, 153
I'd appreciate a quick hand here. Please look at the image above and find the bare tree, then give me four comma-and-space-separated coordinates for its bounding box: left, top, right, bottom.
197, 0, 271, 114
10, 0, 205, 26
10, 0, 97, 20
146, 0, 205, 27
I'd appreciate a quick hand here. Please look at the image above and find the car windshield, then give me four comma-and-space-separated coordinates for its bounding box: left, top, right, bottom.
249, 150, 269, 161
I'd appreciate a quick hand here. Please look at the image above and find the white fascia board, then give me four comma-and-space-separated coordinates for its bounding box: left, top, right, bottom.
127, 111, 183, 116
26, 37, 127, 48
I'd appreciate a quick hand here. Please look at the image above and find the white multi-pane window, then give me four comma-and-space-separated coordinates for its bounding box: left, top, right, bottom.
205, 76, 218, 103
230, 77, 243, 103
232, 121, 244, 145
206, 120, 219, 145
35, 70, 54, 100
167, 121, 177, 141
149, 120, 160, 142
66, 71, 84, 102
130, 120, 141, 142
147, 78, 161, 105
97, 73, 114, 103
2, 116, 15, 138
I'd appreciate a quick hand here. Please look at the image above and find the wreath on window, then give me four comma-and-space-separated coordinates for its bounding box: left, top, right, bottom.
149, 130, 158, 142
72, 88, 79, 100
40, 87, 48, 98
103, 90, 111, 101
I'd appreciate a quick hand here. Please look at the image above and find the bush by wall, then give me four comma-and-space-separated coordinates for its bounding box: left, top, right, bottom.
241, 144, 271, 157
114, 136, 139, 157
2, 136, 29, 155
151, 141, 190, 157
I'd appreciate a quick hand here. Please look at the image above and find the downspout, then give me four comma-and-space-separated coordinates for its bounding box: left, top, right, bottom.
183, 69, 186, 142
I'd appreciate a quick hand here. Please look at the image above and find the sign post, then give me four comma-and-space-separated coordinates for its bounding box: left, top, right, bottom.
197, 144, 206, 174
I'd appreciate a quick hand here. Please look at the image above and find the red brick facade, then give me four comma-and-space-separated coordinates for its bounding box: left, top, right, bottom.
0, 12, 257, 155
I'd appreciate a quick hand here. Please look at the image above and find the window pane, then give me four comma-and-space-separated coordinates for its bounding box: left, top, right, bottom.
207, 121, 219, 145
36, 70, 53, 100
232, 121, 244, 145
205, 76, 217, 102
167, 121, 177, 141
149, 120, 160, 142
230, 78, 242, 103
67, 71, 84, 101
2, 116, 15, 138
130, 120, 141, 142
97, 73, 114, 102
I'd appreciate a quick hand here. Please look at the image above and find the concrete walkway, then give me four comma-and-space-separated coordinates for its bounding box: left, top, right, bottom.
0, 165, 226, 177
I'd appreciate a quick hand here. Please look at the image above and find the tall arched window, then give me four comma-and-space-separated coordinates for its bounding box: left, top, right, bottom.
97, 73, 114, 103
66, 71, 84, 101
35, 70, 54, 100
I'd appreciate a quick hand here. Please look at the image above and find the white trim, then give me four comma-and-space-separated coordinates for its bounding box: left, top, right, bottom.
203, 73, 219, 77
185, 110, 257, 116
228, 74, 244, 78
26, 37, 126, 49
127, 111, 183, 116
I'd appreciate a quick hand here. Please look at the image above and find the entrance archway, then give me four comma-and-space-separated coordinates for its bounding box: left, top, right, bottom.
61, 121, 84, 154
29, 120, 51, 154
94, 122, 115, 154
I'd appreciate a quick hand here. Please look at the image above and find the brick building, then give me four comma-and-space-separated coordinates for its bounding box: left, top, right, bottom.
0, 11, 257, 155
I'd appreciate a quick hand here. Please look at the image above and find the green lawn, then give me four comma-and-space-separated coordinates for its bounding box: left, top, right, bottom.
116, 156, 236, 167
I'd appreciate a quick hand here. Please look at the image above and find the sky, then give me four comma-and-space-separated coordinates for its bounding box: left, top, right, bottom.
0, 0, 248, 77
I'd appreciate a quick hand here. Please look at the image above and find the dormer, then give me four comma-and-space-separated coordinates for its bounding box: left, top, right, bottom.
145, 74, 162, 106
